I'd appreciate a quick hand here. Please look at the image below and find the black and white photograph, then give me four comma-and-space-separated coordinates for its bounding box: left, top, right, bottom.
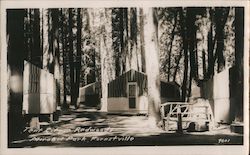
0, 0, 249, 155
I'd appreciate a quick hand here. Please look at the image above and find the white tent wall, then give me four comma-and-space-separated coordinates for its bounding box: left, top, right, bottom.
107, 95, 148, 114
213, 68, 230, 123
23, 61, 56, 114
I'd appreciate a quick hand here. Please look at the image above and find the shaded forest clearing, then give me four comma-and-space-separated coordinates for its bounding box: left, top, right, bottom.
6, 6, 245, 147
10, 105, 243, 147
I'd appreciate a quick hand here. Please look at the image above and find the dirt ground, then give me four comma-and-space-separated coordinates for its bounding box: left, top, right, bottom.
9, 106, 243, 148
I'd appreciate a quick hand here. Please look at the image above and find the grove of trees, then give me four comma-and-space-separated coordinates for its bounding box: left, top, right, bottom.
7, 7, 244, 137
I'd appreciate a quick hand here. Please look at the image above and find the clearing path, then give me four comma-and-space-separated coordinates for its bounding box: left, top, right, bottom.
10, 106, 243, 147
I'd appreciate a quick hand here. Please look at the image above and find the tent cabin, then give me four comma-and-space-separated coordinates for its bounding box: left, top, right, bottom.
107, 69, 148, 114
23, 60, 57, 114
160, 80, 181, 103
78, 82, 101, 107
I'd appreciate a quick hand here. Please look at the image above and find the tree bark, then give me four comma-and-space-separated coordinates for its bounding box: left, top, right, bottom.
68, 9, 76, 107
7, 9, 26, 141
112, 8, 125, 77
139, 8, 146, 73
207, 8, 216, 79
136, 8, 142, 72
57, 9, 64, 106
42, 9, 50, 71
144, 8, 161, 127
129, 8, 139, 71
201, 49, 206, 79
74, 8, 82, 108
100, 35, 108, 112
60, 9, 68, 109
234, 7, 244, 122
100, 9, 113, 112
167, 12, 177, 82
179, 8, 189, 102
51, 9, 61, 106
186, 8, 197, 98
122, 9, 129, 74
215, 8, 229, 73
126, 8, 131, 70
173, 49, 182, 82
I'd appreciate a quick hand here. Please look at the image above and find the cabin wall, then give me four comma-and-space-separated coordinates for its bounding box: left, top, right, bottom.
107, 95, 148, 114
107, 97, 128, 111
107, 70, 148, 114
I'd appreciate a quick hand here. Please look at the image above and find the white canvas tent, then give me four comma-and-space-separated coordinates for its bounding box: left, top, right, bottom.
22, 61, 56, 114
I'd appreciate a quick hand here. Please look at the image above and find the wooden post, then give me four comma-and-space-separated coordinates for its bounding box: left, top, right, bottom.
160, 105, 166, 130
166, 115, 170, 131
177, 105, 183, 133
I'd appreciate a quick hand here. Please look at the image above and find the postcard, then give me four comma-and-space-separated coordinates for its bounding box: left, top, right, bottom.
0, 0, 249, 155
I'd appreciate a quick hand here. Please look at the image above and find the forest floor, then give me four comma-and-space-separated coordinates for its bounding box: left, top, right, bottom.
9, 105, 243, 148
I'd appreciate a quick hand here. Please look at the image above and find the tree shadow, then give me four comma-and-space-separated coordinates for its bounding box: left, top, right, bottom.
9, 110, 243, 148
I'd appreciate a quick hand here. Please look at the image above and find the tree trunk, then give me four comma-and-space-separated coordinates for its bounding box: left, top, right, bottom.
24, 9, 31, 61
215, 8, 229, 73
139, 8, 146, 73
61, 9, 68, 109
179, 8, 189, 102
126, 8, 131, 70
33, 9, 42, 68
122, 8, 128, 73
143, 8, 161, 127
129, 8, 138, 71
74, 8, 82, 108
100, 9, 113, 112
7, 9, 26, 141
48, 10, 54, 73
234, 7, 244, 122
186, 8, 197, 98
173, 49, 182, 82
100, 34, 108, 112
68, 9, 76, 107
167, 12, 177, 82
42, 9, 49, 71
57, 9, 65, 106
202, 49, 206, 79
51, 9, 61, 107
136, 8, 142, 72
207, 8, 216, 78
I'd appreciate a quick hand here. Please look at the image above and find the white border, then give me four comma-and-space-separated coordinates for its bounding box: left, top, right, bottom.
0, 1, 249, 155
0, 0, 249, 8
